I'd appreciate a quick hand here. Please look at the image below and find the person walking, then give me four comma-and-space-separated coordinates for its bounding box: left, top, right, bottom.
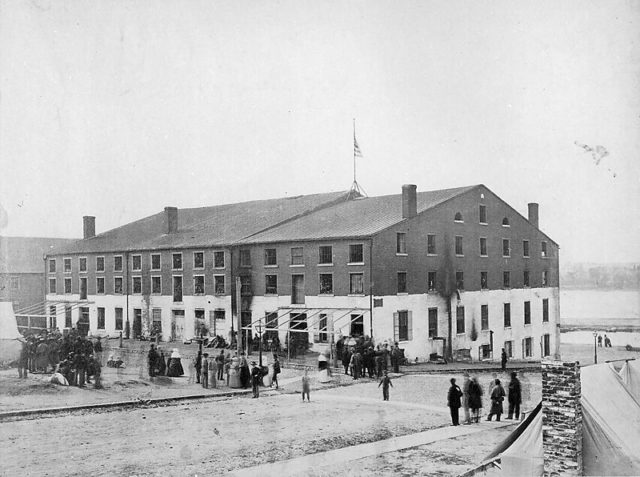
506, 372, 522, 420
251, 361, 261, 398
462, 372, 472, 424
486, 379, 506, 421
272, 354, 281, 389
448, 378, 463, 426
468, 376, 483, 423
501, 348, 508, 370
378, 371, 393, 401
201, 353, 209, 388
301, 367, 311, 402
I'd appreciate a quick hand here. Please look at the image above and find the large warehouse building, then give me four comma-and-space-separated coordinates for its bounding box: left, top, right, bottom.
45, 184, 560, 362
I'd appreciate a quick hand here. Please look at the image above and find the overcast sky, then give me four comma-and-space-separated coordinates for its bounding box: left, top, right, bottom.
1, 0, 638, 264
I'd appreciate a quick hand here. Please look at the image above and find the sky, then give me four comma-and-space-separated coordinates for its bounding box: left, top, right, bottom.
0, 0, 639, 264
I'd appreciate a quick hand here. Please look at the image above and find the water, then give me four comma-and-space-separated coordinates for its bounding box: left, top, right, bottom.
562, 330, 640, 347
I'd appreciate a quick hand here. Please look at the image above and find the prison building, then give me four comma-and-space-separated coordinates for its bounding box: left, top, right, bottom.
45, 184, 560, 362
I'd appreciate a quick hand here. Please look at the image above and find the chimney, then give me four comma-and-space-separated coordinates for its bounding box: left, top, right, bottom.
83, 216, 95, 239
528, 202, 539, 229
402, 184, 417, 219
164, 207, 178, 234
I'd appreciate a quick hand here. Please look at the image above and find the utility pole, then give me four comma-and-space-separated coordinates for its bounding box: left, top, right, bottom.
236, 277, 242, 356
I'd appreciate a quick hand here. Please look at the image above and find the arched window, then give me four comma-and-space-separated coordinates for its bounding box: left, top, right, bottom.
454, 212, 463, 222
502, 217, 510, 226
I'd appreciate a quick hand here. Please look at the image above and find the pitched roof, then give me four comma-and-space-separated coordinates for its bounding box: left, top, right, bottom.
0, 237, 78, 273
237, 185, 478, 244
50, 191, 351, 255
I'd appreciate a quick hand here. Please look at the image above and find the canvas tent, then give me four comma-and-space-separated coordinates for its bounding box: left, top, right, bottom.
0, 301, 22, 364
618, 359, 640, 402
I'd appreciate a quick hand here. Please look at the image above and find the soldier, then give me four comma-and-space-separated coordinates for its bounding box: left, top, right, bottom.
250, 361, 261, 398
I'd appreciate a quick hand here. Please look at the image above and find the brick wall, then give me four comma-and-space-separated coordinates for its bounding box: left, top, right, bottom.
542, 360, 582, 476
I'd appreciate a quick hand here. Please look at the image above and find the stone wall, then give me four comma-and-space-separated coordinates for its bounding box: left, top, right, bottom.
542, 360, 582, 476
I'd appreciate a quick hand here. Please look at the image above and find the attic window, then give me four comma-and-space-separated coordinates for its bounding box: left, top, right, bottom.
502, 217, 510, 227
454, 212, 464, 223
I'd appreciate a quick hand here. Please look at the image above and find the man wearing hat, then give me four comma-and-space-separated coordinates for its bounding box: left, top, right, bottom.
250, 361, 261, 398
506, 371, 522, 420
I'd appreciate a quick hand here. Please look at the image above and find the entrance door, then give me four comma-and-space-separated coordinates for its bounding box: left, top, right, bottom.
350, 314, 364, 337
77, 307, 90, 336
172, 310, 185, 341
289, 313, 308, 355
133, 309, 142, 339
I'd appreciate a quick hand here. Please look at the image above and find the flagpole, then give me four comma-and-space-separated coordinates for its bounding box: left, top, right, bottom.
353, 118, 357, 184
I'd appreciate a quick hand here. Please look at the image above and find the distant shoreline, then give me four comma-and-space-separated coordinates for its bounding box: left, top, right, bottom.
561, 324, 640, 333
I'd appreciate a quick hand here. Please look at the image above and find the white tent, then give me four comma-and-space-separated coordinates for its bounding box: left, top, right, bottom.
618, 359, 640, 402
0, 301, 22, 364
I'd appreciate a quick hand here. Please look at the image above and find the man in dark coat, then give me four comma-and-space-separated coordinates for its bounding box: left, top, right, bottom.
195, 350, 202, 384
378, 371, 393, 401
250, 361, 261, 398
506, 371, 522, 420
447, 378, 463, 426
74, 338, 87, 386
148, 344, 159, 378
342, 347, 351, 376
486, 378, 506, 421
468, 377, 483, 423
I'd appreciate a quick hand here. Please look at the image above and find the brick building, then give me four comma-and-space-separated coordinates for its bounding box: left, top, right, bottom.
45, 184, 560, 362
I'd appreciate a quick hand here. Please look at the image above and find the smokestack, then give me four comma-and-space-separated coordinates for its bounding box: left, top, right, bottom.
402, 184, 417, 219
83, 216, 95, 239
164, 207, 178, 234
528, 203, 539, 229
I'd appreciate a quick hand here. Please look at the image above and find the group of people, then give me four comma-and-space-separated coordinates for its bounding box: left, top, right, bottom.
447, 371, 522, 426
17, 329, 105, 388
597, 334, 612, 348
338, 337, 403, 380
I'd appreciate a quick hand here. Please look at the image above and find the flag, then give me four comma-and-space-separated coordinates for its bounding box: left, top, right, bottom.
354, 136, 363, 158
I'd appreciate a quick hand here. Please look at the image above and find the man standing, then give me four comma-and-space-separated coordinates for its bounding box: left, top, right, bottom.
195, 349, 203, 384
342, 347, 351, 376
18, 339, 29, 379
501, 348, 508, 370
506, 372, 522, 420
486, 379, 506, 421
378, 371, 393, 401
448, 378, 463, 426
94, 337, 103, 366
148, 344, 158, 379
462, 372, 472, 424
251, 361, 261, 398
201, 353, 209, 389
272, 354, 281, 389
216, 350, 225, 381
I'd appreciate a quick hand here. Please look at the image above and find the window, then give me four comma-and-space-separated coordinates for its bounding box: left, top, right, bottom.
152, 309, 162, 335
523, 270, 530, 287
479, 204, 487, 224
396, 233, 407, 254
456, 306, 465, 334
214, 275, 225, 295
173, 276, 183, 302
49, 259, 56, 273
240, 275, 252, 296
193, 252, 204, 269
504, 303, 511, 328
504, 340, 513, 358
456, 271, 464, 290
542, 298, 549, 322
152, 276, 162, 294
503, 271, 510, 288
427, 271, 437, 292
397, 272, 407, 294
115, 308, 123, 330
318, 314, 328, 343
265, 274, 278, 295
481, 271, 488, 290
502, 217, 510, 227
132, 255, 142, 271
240, 249, 251, 267
454, 212, 463, 222
523, 240, 530, 258
214, 309, 225, 322
542, 270, 549, 287
319, 273, 333, 294
264, 248, 277, 266
97, 307, 105, 330
349, 244, 364, 263
455, 236, 463, 256
524, 301, 531, 325
428, 308, 438, 338
114, 277, 123, 294
49, 278, 56, 294
49, 306, 57, 330
96, 256, 105, 272
291, 274, 304, 304
64, 278, 72, 294
543, 334, 551, 357
65, 306, 72, 328
350, 314, 364, 337
114, 255, 123, 272
395, 310, 412, 341
427, 234, 436, 255
541, 241, 548, 258
502, 239, 510, 257
350, 273, 364, 294
79, 257, 87, 272
318, 246, 332, 265
96, 277, 105, 294
132, 276, 142, 294
194, 275, 205, 295
481, 304, 489, 330
523, 337, 533, 358
151, 254, 161, 270
291, 247, 304, 266
64, 258, 72, 273
214, 251, 225, 268
172, 253, 183, 270
479, 237, 487, 257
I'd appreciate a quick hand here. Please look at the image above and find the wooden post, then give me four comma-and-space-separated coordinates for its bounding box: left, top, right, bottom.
236, 277, 242, 355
